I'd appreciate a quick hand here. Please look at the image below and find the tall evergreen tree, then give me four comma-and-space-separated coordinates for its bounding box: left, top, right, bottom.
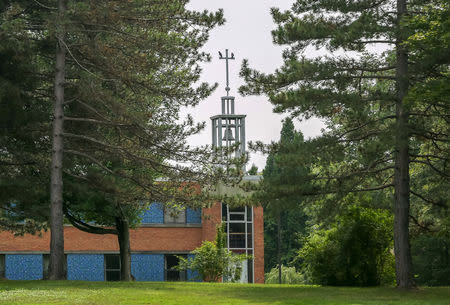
240, 0, 449, 288
253, 118, 310, 283
405, 1, 450, 286
48, 0, 229, 280
2, 0, 237, 280
0, 0, 50, 235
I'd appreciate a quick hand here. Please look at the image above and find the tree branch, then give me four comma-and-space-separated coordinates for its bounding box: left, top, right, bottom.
410, 190, 448, 208
65, 149, 114, 175
343, 65, 396, 73
336, 115, 395, 139
410, 160, 450, 178
65, 116, 131, 127
409, 214, 435, 233
359, 40, 395, 44
410, 154, 450, 162
0, 161, 36, 166
33, 0, 57, 10
73, 99, 110, 121
411, 131, 449, 142
337, 130, 381, 142
351, 183, 394, 192
64, 205, 117, 235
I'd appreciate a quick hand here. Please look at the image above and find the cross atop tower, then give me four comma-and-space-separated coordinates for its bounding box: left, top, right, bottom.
211, 49, 246, 169
218, 49, 235, 97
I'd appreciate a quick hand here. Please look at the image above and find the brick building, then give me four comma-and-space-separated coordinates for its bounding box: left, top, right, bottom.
0, 200, 264, 282
0, 49, 264, 282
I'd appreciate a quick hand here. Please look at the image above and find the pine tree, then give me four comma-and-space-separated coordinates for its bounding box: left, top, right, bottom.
405, 1, 450, 286
253, 118, 310, 283
48, 0, 228, 280
0, 1, 50, 235
240, 0, 449, 288
2, 0, 235, 280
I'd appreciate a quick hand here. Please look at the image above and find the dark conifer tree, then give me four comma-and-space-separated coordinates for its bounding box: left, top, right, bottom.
240, 0, 449, 288
254, 118, 310, 283
2, 0, 239, 280
0, 1, 50, 235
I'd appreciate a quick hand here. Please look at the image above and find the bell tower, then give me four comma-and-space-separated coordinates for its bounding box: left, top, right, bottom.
210, 49, 246, 162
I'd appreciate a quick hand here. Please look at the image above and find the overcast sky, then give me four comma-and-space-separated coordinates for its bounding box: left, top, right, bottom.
183, 0, 324, 170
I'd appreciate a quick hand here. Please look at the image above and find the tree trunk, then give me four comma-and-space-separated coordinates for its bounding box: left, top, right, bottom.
48, 0, 67, 281
116, 217, 132, 281
393, 0, 415, 289
277, 211, 282, 285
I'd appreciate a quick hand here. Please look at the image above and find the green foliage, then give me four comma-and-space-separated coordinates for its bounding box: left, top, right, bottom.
261, 119, 311, 203
1, 0, 237, 280
240, 0, 449, 287
0, 0, 237, 231
63, 178, 144, 229
247, 164, 258, 175
405, 2, 450, 281
264, 207, 307, 272
176, 225, 249, 282
412, 234, 450, 286
254, 118, 310, 272
298, 203, 395, 286
405, 1, 450, 227
0, 1, 51, 234
265, 265, 306, 284
55, 0, 230, 207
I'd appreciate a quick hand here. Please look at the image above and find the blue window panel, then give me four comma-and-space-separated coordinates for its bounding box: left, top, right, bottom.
67, 254, 104, 281
187, 254, 201, 282
140, 203, 164, 224
131, 254, 164, 281
5, 254, 43, 280
186, 208, 201, 224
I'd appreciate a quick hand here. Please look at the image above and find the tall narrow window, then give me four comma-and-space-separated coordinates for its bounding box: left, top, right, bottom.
222, 204, 254, 283
104, 254, 120, 281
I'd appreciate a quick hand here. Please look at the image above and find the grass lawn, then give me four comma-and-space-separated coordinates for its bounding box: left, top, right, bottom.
0, 281, 449, 305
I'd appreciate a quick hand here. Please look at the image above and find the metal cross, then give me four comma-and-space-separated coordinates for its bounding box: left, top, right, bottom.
218, 49, 235, 96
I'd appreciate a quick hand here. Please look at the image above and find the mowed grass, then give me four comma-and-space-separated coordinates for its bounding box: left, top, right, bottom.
0, 281, 449, 305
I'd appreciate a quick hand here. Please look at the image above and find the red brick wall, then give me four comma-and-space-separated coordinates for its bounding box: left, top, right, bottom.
253, 206, 264, 283
201, 203, 265, 284
0, 203, 265, 283
201, 202, 222, 242
0, 226, 203, 252
131, 227, 203, 251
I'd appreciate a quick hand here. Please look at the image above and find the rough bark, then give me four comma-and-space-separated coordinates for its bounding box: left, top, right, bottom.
116, 217, 132, 281
48, 0, 67, 280
393, 0, 415, 289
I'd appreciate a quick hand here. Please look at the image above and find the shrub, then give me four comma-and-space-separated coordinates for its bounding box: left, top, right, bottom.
265, 265, 305, 284
412, 234, 450, 286
176, 225, 249, 282
298, 205, 395, 286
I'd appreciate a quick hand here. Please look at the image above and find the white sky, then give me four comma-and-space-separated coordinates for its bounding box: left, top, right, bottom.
183, 0, 325, 170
